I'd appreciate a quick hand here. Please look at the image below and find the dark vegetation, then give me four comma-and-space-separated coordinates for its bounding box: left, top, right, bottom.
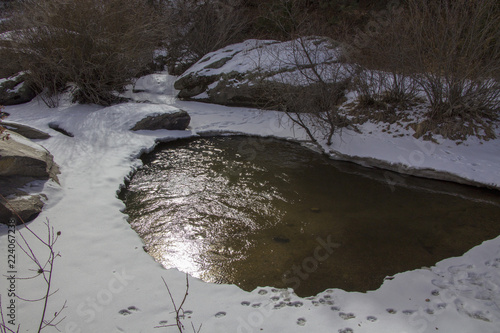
0, 0, 498, 140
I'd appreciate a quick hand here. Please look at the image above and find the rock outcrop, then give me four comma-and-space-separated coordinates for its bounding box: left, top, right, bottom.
174, 37, 346, 108
0, 130, 59, 224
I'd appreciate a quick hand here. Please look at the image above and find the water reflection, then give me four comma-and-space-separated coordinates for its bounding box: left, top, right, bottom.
120, 136, 500, 296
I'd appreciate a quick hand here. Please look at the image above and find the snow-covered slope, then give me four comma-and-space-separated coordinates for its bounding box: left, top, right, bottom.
0, 73, 499, 333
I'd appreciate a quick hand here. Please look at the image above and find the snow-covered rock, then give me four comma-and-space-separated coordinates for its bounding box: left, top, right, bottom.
0, 72, 37, 106
174, 37, 345, 107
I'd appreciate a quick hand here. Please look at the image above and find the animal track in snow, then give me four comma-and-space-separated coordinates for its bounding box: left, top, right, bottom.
118, 306, 140, 316
296, 317, 306, 326
339, 312, 356, 320
215, 311, 226, 318
402, 310, 415, 315
338, 328, 354, 333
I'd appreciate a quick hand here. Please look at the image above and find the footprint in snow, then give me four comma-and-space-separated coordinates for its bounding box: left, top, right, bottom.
287, 301, 303, 307
402, 310, 416, 315
366, 316, 377, 322
118, 306, 140, 316
338, 328, 354, 333
339, 312, 356, 320
296, 318, 306, 326
241, 301, 250, 306
215, 311, 226, 318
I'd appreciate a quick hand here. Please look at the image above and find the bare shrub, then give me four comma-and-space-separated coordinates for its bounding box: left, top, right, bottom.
407, 0, 500, 139
8, 0, 164, 106
162, 0, 250, 75
349, 0, 500, 140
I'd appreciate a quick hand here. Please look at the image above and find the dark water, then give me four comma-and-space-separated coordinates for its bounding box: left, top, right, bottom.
120, 136, 500, 296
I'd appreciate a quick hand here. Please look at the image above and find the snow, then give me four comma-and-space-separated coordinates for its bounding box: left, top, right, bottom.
178, 37, 341, 80
0, 73, 499, 333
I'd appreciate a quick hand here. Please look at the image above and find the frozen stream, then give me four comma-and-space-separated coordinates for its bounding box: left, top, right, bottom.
121, 136, 500, 297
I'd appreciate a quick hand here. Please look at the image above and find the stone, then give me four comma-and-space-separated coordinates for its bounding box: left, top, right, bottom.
131, 110, 191, 131
1, 122, 51, 140
0, 194, 45, 224
0, 130, 59, 224
0, 130, 59, 180
0, 72, 37, 106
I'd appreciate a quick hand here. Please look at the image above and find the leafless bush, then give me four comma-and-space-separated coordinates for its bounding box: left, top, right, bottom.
403, 0, 500, 139
349, 0, 500, 140
162, 0, 250, 75
7, 0, 164, 106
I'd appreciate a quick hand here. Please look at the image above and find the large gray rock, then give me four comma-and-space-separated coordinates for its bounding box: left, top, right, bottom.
0, 130, 59, 224
174, 37, 346, 108
0, 72, 37, 106
131, 110, 191, 131
0, 131, 59, 179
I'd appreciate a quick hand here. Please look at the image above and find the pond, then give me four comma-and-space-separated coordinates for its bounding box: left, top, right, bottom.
120, 136, 500, 297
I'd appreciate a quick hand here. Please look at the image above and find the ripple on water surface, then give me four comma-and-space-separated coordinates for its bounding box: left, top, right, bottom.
120, 136, 500, 296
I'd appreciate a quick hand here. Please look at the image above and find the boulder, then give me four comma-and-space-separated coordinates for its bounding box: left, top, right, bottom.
0, 72, 37, 106
0, 131, 59, 180
131, 110, 191, 131
174, 37, 347, 108
0, 130, 59, 224
0, 194, 45, 224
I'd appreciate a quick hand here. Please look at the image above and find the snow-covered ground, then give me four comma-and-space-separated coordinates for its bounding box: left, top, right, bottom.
1, 73, 500, 333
